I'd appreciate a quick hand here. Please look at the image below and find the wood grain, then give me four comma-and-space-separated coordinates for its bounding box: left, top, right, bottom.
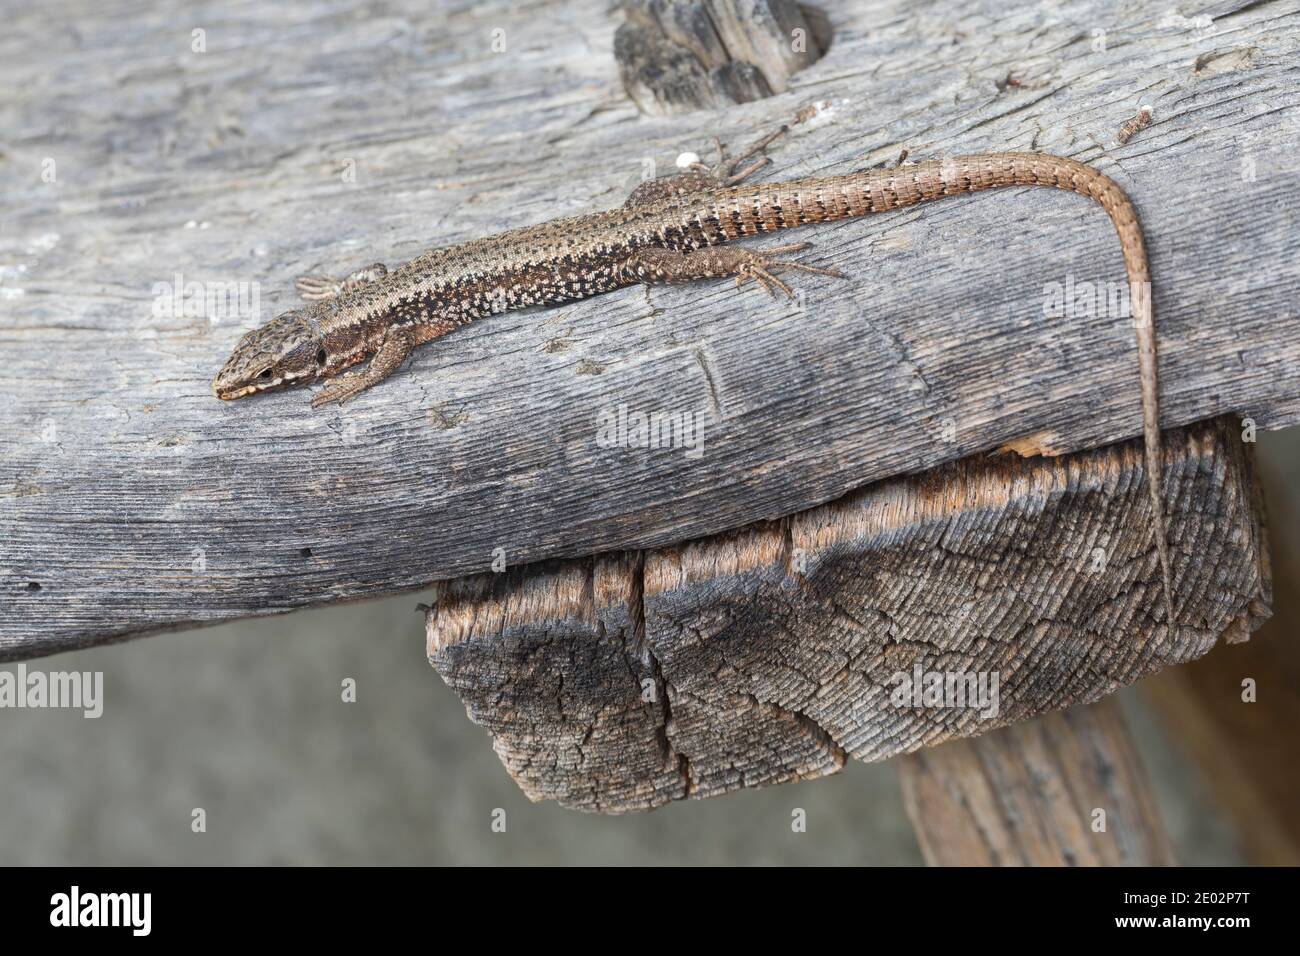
897, 697, 1176, 866
2, 0, 1298, 657
615, 1, 827, 114
427, 417, 1270, 812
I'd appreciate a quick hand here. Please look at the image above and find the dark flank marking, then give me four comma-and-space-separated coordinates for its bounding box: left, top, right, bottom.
728, 207, 744, 239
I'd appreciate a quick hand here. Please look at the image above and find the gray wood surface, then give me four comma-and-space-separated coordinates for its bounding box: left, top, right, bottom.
2, 0, 1298, 658
428, 418, 1269, 811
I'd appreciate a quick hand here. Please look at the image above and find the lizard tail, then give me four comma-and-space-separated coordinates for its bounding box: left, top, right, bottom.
717, 153, 1175, 623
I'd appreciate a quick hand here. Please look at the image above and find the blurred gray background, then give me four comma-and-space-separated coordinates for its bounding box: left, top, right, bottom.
2, 426, 1295, 865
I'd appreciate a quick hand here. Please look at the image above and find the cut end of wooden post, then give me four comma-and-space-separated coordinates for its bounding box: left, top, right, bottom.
427, 418, 1270, 812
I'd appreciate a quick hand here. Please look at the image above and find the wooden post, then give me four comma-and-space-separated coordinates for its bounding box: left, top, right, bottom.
895, 697, 1176, 866
428, 418, 1270, 811
1141, 448, 1300, 865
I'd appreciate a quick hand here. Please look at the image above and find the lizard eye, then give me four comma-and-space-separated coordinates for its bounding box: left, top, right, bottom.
259, 368, 273, 379
316, 349, 327, 365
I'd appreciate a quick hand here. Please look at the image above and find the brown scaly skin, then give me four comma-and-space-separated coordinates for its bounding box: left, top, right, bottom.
213, 125, 1175, 623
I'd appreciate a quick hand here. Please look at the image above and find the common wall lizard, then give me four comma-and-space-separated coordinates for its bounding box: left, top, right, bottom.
213, 129, 1174, 622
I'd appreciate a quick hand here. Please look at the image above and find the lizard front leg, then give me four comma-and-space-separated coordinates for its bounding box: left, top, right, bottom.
621, 244, 844, 299
296, 262, 389, 301
311, 327, 415, 408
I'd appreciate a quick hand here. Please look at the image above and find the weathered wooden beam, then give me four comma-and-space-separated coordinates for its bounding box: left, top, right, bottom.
896, 697, 1176, 866
427, 417, 1270, 812
3, 0, 1299, 657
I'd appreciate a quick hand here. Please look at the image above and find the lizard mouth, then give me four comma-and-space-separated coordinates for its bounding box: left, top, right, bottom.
212, 373, 286, 400
213, 382, 261, 400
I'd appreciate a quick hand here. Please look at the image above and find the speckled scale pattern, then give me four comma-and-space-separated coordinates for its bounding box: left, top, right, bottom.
310, 153, 1150, 353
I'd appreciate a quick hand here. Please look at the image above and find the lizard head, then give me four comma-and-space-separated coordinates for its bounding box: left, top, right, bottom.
213, 310, 325, 400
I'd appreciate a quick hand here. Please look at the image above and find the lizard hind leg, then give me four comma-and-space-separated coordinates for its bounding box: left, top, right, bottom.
623, 119, 792, 208
622, 244, 845, 301
699, 122, 790, 185
734, 243, 846, 298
